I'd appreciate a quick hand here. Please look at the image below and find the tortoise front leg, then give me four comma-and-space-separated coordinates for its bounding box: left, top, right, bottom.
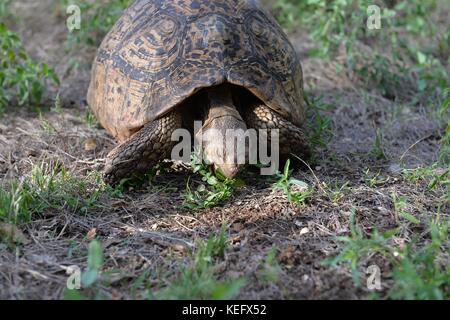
104, 111, 182, 185
243, 103, 311, 164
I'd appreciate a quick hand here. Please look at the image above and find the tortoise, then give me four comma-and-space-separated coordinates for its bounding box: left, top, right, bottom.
87, 0, 311, 184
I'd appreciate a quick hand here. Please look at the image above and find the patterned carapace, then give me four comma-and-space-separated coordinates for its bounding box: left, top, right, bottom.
87, 0, 305, 142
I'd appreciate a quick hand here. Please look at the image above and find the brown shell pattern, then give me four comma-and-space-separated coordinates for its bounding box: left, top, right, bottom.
87, 0, 305, 142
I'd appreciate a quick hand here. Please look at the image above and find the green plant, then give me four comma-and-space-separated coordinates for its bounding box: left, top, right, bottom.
274, 0, 439, 56
438, 88, 450, 165
29, 162, 105, 214
0, 0, 11, 17
326, 181, 351, 204
363, 168, 390, 187
273, 159, 312, 206
84, 111, 98, 128
0, 182, 35, 225
392, 193, 420, 225
273, 0, 449, 101
304, 94, 333, 149
51, 94, 62, 113
355, 53, 405, 99
402, 166, 435, 183
64, 239, 110, 300
325, 209, 450, 299
0, 23, 59, 114
158, 224, 245, 300
274, 0, 372, 57
388, 218, 450, 300
63, 0, 131, 48
81, 239, 103, 288
0, 162, 118, 226
66, 226, 243, 300
325, 209, 398, 285
105, 160, 175, 192
182, 153, 242, 210
426, 169, 449, 193
390, 1, 438, 35
369, 128, 387, 160
258, 246, 282, 284
402, 165, 449, 203
39, 112, 57, 133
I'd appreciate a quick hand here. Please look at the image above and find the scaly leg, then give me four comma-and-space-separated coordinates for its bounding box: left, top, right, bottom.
104, 111, 182, 184
243, 103, 311, 164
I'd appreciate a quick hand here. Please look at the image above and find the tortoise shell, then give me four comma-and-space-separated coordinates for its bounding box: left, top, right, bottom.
87, 0, 305, 142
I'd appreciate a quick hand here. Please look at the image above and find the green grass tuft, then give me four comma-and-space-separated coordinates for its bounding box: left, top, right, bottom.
325, 208, 450, 299
0, 23, 59, 114
0, 161, 122, 226
272, 159, 312, 206
63, 0, 131, 48
273, 0, 449, 102
157, 223, 245, 300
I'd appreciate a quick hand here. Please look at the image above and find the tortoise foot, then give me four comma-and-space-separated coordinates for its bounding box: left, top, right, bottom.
104, 111, 182, 185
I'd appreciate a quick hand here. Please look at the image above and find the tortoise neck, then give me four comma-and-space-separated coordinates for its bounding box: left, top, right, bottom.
205, 85, 242, 121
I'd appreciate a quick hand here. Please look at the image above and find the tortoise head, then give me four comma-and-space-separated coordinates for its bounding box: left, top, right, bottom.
196, 86, 248, 179
200, 115, 248, 179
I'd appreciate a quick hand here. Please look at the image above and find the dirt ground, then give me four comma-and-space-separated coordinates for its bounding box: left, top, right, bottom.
0, 0, 448, 299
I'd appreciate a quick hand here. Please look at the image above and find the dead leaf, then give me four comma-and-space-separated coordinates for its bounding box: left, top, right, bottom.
87, 228, 97, 241
0, 222, 30, 244
84, 138, 97, 151
278, 245, 298, 266
230, 235, 241, 244
231, 222, 244, 233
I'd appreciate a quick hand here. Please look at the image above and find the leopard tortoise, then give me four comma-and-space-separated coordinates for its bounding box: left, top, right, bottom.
87, 0, 311, 184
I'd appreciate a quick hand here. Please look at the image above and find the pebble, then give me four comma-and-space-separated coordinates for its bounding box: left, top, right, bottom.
299, 227, 309, 235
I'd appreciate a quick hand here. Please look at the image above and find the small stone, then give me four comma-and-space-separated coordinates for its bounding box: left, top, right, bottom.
388, 163, 402, 175
299, 227, 309, 235
172, 244, 187, 254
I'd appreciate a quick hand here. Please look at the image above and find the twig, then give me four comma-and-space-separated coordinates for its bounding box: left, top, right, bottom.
123, 225, 194, 248
290, 154, 328, 196
399, 134, 433, 162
